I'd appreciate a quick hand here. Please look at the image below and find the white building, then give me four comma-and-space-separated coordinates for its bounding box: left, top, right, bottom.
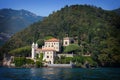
31, 42, 38, 59
31, 37, 91, 66
42, 38, 61, 52
31, 38, 60, 64
63, 37, 74, 46
42, 48, 56, 64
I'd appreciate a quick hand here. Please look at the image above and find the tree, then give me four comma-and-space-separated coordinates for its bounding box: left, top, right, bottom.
98, 53, 110, 66
64, 44, 80, 53
36, 61, 43, 67
36, 39, 44, 47
39, 53, 43, 61
14, 57, 34, 67
44, 36, 54, 40
9, 46, 31, 57
14, 57, 26, 67
1, 5, 120, 67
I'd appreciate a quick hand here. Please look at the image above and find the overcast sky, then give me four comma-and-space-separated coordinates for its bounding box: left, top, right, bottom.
0, 0, 120, 16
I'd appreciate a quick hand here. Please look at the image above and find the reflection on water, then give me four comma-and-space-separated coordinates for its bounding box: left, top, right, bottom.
0, 67, 120, 80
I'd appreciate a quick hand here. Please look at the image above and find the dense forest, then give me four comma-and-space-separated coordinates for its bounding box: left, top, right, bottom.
0, 5, 120, 67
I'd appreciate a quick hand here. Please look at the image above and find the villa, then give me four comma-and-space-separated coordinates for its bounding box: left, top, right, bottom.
31, 37, 74, 64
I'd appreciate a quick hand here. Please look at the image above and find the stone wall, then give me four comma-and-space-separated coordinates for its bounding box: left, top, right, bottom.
57, 53, 75, 57
47, 64, 73, 68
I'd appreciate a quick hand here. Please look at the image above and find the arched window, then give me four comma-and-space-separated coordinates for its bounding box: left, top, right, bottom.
65, 41, 67, 45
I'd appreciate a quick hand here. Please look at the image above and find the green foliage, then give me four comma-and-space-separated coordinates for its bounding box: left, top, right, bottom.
36, 39, 44, 47
55, 56, 73, 64
98, 54, 110, 63
14, 57, 34, 67
39, 53, 43, 61
36, 54, 39, 59
14, 57, 26, 67
84, 56, 97, 66
1, 5, 120, 67
25, 59, 34, 64
44, 36, 54, 40
72, 56, 97, 66
55, 55, 97, 67
72, 56, 84, 64
64, 44, 80, 53
9, 46, 31, 57
36, 61, 43, 67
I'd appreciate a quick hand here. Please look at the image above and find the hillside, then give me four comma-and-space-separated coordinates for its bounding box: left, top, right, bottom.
1, 5, 120, 67
113, 8, 120, 15
0, 8, 44, 46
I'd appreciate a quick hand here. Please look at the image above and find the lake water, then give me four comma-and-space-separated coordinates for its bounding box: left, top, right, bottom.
0, 67, 120, 80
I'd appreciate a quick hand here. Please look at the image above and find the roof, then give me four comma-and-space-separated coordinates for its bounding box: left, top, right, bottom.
42, 48, 56, 51
45, 38, 59, 42
63, 37, 72, 40
35, 48, 42, 51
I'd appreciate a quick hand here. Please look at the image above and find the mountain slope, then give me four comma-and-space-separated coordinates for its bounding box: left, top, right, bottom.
113, 8, 120, 15
1, 5, 120, 66
0, 8, 44, 46
0, 8, 43, 33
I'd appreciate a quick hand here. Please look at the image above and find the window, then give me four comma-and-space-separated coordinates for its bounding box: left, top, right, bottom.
47, 56, 49, 58
51, 45, 53, 47
65, 41, 67, 45
51, 52, 53, 54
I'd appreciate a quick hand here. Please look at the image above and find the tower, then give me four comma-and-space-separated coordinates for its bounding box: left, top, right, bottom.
35, 43, 38, 49
31, 42, 35, 59
63, 37, 70, 46
31, 42, 39, 59
63, 37, 74, 46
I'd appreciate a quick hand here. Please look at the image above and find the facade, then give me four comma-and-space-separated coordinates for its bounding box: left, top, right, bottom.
31, 37, 74, 64
42, 38, 61, 52
31, 38, 60, 64
31, 37, 91, 65
42, 48, 56, 64
63, 37, 74, 46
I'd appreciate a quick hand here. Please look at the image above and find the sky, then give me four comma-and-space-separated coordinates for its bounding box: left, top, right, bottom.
0, 0, 120, 16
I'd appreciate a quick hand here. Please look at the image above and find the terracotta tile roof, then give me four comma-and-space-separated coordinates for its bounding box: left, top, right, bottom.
36, 48, 42, 51
64, 37, 70, 40
42, 48, 56, 51
45, 38, 59, 42
64, 37, 73, 40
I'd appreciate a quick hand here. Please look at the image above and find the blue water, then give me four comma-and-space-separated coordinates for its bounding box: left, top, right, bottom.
0, 67, 120, 80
